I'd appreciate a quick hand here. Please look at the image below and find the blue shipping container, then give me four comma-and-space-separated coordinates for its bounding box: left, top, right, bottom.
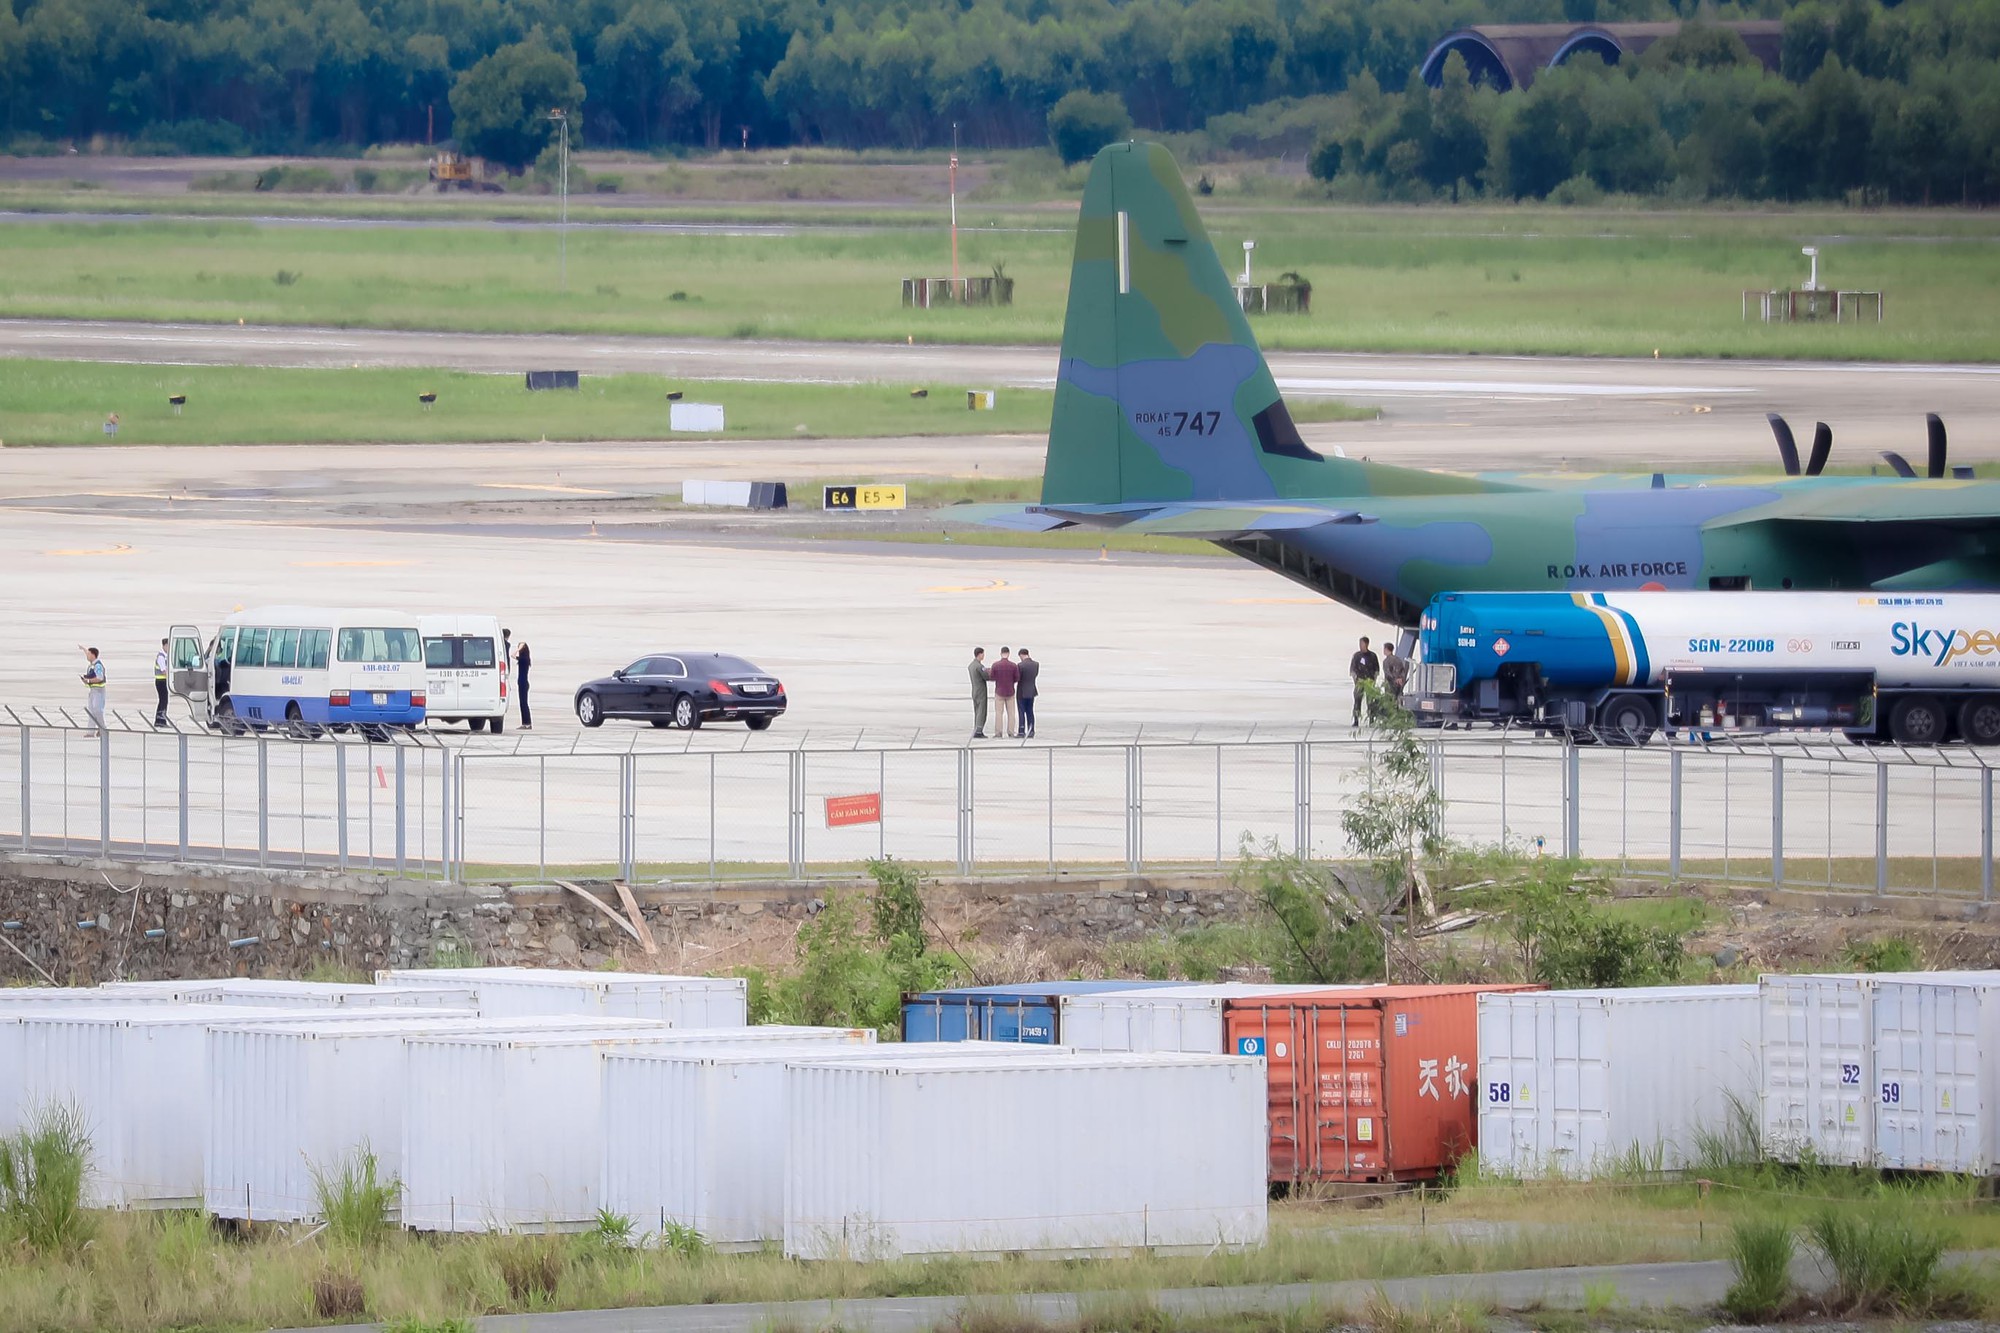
900, 981, 1181, 1044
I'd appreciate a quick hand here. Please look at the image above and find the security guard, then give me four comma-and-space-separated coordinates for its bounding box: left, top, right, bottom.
154, 637, 171, 728
79, 645, 107, 734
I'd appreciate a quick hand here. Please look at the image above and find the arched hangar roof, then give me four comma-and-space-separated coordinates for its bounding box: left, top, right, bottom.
1419, 20, 1782, 91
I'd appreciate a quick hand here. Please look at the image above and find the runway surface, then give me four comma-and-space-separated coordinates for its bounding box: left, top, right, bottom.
4, 317, 1997, 471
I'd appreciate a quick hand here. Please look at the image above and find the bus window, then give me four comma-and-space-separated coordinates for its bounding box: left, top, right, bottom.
303, 628, 331, 670
463, 637, 497, 668
339, 627, 422, 663
270, 628, 300, 669
215, 627, 237, 663
424, 637, 455, 669
237, 627, 269, 669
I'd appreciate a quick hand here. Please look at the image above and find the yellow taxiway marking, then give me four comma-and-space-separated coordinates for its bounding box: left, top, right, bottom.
480, 482, 615, 496
925, 578, 1018, 594
290, 559, 416, 568
43, 543, 134, 556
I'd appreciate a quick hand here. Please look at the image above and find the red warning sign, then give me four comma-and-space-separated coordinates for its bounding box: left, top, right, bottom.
824, 792, 883, 828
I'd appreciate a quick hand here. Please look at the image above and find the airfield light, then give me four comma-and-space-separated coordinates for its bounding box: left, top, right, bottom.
1801, 245, 1820, 292
1242, 239, 1256, 287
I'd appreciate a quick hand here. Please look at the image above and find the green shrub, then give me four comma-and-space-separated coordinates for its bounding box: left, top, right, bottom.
383, 1320, 475, 1333
0, 1104, 95, 1255
1806, 1208, 1948, 1313
1839, 935, 1921, 972
310, 1146, 398, 1247
1723, 1217, 1795, 1321
1308, 137, 1345, 182
1047, 91, 1132, 166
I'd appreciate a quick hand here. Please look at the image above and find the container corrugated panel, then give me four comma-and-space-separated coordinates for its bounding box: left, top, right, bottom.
784, 1052, 1266, 1260
1059, 984, 1377, 1055
1872, 972, 2000, 1174
1760, 973, 1883, 1165
900, 981, 1182, 1044
0, 994, 200, 1135
1476, 985, 1760, 1179
380, 968, 746, 1026
405, 1024, 869, 1232
1223, 984, 1543, 1184
13, 1005, 384, 1208
103, 979, 478, 1009
203, 1013, 602, 1222
602, 1041, 1064, 1249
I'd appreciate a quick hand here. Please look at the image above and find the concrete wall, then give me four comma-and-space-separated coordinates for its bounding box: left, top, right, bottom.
0, 855, 1254, 986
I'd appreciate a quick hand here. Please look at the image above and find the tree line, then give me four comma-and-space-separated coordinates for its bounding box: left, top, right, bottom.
2, 0, 1998, 202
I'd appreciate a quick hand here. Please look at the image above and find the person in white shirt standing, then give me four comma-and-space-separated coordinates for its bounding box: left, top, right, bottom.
154, 638, 171, 728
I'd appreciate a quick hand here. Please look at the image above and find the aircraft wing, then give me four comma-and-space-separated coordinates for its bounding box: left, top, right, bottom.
1026, 501, 1374, 539
1703, 480, 2000, 528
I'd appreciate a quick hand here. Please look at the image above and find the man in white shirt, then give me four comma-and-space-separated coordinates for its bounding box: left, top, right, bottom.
154, 638, 171, 728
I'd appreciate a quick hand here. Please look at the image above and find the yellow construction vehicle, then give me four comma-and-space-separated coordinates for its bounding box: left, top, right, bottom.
429, 151, 502, 192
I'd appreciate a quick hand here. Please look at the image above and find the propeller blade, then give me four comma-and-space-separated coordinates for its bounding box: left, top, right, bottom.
1766, 413, 1801, 476
1806, 422, 1833, 476
1881, 451, 1918, 479
1927, 413, 1947, 480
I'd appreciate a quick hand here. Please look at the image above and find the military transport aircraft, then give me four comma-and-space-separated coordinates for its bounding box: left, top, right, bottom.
982, 141, 1999, 625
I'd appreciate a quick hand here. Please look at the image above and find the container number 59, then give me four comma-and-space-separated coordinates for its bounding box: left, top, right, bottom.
1880, 1081, 1901, 1105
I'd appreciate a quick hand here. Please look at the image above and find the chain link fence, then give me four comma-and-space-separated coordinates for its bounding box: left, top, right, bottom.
2, 719, 1992, 899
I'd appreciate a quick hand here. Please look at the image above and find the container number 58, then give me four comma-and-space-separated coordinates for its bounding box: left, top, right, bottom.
1487, 1081, 1511, 1103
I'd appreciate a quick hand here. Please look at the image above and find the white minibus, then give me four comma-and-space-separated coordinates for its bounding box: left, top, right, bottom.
168, 607, 427, 736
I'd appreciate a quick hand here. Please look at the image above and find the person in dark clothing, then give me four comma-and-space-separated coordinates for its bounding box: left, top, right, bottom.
1016, 648, 1039, 738
1349, 635, 1380, 727
514, 638, 533, 729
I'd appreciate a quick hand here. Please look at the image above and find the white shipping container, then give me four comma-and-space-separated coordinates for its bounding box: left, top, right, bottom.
1872, 973, 2000, 1175
404, 1024, 870, 1232
784, 1052, 1268, 1260
205, 1014, 606, 1222
1058, 984, 1371, 1054
101, 979, 478, 1009
1761, 973, 1875, 1165
377, 967, 746, 1026
0, 992, 197, 1134
602, 1041, 1065, 1249
1476, 985, 1760, 1179
13, 1006, 412, 1208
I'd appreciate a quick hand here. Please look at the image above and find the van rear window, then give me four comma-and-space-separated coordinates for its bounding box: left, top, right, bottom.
424, 636, 498, 668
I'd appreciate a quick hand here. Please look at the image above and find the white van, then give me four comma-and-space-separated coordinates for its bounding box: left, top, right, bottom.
420, 615, 508, 733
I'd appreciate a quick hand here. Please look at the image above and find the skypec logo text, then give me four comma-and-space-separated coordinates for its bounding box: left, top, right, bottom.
1892, 621, 2000, 666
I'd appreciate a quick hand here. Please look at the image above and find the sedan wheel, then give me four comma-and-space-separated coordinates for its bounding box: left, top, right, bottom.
674, 694, 701, 730
745, 716, 773, 731
576, 691, 603, 728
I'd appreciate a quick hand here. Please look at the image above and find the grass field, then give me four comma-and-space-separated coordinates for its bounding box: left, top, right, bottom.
3, 204, 2000, 359
0, 360, 1056, 447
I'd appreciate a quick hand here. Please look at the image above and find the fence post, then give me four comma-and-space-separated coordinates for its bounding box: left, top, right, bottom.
1875, 761, 1889, 896
177, 733, 190, 861
440, 747, 454, 882
1124, 744, 1142, 873
620, 752, 638, 883
1668, 747, 1683, 882
98, 727, 112, 857
1770, 756, 1785, 888
256, 737, 270, 867
1214, 745, 1223, 866
1293, 742, 1310, 855
1563, 741, 1580, 859
394, 745, 408, 877
1976, 764, 1992, 896
18, 725, 28, 851
956, 748, 974, 876
335, 742, 349, 872
787, 751, 805, 880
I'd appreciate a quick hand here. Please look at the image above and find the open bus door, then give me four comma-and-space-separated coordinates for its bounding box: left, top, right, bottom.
167, 625, 208, 711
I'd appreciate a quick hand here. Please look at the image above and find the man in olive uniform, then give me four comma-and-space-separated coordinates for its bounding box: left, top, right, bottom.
154, 638, 171, 728
968, 647, 990, 738
1349, 635, 1380, 727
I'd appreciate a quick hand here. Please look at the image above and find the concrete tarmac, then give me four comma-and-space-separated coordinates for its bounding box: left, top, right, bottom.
4, 317, 1997, 469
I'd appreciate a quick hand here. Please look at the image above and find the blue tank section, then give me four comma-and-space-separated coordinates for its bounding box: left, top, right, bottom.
1420, 592, 1652, 691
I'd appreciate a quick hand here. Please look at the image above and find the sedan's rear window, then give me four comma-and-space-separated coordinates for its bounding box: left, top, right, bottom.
697, 655, 763, 676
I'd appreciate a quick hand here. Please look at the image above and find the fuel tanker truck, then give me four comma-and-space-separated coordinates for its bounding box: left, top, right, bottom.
1407, 591, 2000, 746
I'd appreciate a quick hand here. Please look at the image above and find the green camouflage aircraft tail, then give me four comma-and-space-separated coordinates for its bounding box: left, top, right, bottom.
1044, 142, 1491, 506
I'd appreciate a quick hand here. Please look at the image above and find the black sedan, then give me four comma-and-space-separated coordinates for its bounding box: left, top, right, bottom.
574, 653, 786, 730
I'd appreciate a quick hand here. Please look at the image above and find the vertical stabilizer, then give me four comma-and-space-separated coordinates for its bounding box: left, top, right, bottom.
1043, 142, 1317, 506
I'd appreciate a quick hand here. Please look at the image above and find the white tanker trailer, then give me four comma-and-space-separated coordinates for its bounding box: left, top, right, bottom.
1407, 590, 2000, 745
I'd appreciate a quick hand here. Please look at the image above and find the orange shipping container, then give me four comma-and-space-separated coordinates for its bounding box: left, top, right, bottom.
1223, 984, 1543, 1184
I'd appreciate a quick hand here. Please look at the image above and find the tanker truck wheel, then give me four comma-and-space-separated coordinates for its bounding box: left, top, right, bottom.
1958, 696, 2000, 747
1888, 696, 1948, 746
1598, 696, 1657, 747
